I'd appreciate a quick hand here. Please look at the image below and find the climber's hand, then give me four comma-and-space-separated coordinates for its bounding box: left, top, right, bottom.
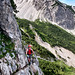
32, 54, 34, 57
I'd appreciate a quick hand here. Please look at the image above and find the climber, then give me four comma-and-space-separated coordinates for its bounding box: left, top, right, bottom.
26, 45, 34, 65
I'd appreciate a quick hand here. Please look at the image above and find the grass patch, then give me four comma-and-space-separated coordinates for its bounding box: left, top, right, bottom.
38, 58, 75, 75
10, 0, 18, 13
0, 30, 15, 59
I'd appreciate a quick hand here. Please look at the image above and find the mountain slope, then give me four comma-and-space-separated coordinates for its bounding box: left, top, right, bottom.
17, 18, 75, 67
17, 18, 75, 75
14, 0, 75, 31
39, 58, 75, 75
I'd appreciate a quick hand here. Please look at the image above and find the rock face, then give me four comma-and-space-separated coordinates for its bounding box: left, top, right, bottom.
72, 6, 75, 11
0, 0, 43, 75
14, 0, 75, 30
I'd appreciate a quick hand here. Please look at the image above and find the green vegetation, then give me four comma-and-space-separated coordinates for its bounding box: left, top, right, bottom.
0, 30, 15, 59
39, 58, 75, 75
17, 18, 55, 60
10, 0, 18, 13
32, 19, 75, 54
17, 18, 75, 54
17, 18, 75, 75
29, 70, 32, 75
34, 71, 38, 75
66, 5, 75, 13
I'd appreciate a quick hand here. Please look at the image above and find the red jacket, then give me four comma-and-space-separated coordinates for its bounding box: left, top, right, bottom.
27, 48, 32, 55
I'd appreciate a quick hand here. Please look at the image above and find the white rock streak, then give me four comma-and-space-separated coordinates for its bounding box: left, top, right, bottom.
14, 0, 41, 21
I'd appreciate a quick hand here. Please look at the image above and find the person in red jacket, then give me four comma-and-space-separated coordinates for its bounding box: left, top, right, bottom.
26, 45, 34, 65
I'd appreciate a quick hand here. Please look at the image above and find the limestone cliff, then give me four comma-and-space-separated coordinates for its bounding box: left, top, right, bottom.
0, 0, 43, 75
14, 0, 75, 30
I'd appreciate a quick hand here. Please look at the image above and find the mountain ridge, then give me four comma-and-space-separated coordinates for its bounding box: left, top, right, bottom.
14, 0, 75, 30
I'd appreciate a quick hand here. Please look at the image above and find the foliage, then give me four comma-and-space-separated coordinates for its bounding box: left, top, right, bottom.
17, 18, 56, 60
10, 0, 18, 13
0, 30, 15, 59
34, 71, 38, 75
38, 58, 75, 75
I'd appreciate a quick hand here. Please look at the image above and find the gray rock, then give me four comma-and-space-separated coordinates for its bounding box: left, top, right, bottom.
0, 45, 2, 48
11, 53, 15, 58
14, 0, 75, 30
30, 63, 43, 75
0, 51, 2, 55
0, 0, 43, 75
0, 63, 10, 75
72, 6, 75, 11
2, 42, 5, 47
6, 53, 10, 57
11, 62, 17, 72
3, 49, 6, 53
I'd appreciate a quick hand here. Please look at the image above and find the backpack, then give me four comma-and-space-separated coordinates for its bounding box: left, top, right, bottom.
27, 48, 32, 55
